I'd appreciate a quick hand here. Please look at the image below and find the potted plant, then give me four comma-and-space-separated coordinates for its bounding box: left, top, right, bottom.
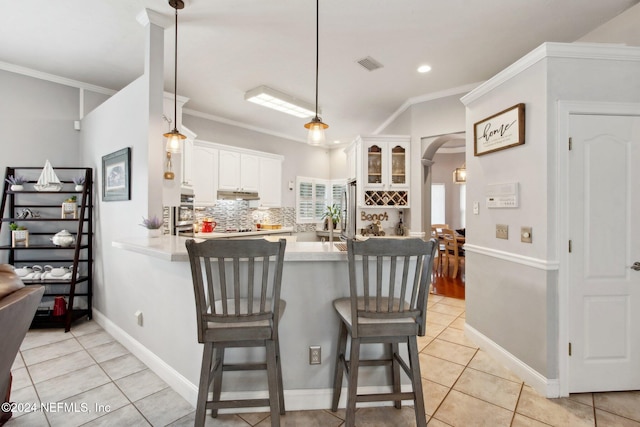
10, 222, 29, 247
73, 175, 85, 191
5, 175, 26, 191
61, 196, 78, 219
322, 204, 341, 230
140, 215, 164, 237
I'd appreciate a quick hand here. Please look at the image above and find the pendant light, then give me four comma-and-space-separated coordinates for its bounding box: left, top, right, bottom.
164, 0, 186, 153
304, 0, 328, 146
453, 163, 466, 184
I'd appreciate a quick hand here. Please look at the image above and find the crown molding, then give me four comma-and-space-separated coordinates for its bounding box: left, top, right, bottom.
373, 81, 483, 134
461, 42, 640, 105
136, 8, 169, 28
183, 108, 307, 144
0, 60, 116, 96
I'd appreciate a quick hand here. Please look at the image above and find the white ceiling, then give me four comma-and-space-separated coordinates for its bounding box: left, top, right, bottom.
2, 0, 638, 146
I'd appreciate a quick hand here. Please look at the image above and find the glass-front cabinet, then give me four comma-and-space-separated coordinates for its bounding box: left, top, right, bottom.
390, 144, 407, 185
366, 144, 383, 184
362, 137, 409, 190
351, 135, 410, 207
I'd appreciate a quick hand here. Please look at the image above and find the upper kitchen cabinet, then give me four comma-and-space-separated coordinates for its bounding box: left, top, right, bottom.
218, 151, 260, 192
191, 141, 283, 207
258, 156, 283, 208
192, 142, 219, 205
180, 126, 197, 189
352, 135, 411, 207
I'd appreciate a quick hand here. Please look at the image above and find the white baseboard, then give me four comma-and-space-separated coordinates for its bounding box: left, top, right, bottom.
92, 309, 415, 410
465, 323, 560, 398
92, 309, 200, 404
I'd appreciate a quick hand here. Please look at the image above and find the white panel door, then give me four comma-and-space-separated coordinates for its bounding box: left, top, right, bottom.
569, 114, 640, 392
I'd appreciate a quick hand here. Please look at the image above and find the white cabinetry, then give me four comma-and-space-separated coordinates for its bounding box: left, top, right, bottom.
192, 143, 219, 205
192, 142, 284, 207
180, 126, 197, 189
181, 138, 194, 188
218, 151, 260, 192
353, 135, 410, 207
258, 157, 283, 207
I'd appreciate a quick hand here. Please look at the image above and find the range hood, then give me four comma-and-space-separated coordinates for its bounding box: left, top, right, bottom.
217, 190, 260, 201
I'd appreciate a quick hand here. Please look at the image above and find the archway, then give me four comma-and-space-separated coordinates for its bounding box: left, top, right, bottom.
420, 132, 465, 236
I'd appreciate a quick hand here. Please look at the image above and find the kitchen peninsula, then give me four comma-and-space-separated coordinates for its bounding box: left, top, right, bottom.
110, 235, 406, 411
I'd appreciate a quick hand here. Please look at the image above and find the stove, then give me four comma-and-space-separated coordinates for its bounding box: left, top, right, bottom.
224, 228, 253, 233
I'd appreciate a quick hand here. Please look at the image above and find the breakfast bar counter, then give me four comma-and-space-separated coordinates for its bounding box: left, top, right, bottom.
112, 235, 346, 262
109, 236, 397, 411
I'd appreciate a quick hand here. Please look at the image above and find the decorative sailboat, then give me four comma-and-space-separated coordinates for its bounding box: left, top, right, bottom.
34, 160, 62, 192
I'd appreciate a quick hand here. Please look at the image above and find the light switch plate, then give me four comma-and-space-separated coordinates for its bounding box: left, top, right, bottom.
473, 202, 480, 215
521, 226, 532, 243
496, 224, 508, 239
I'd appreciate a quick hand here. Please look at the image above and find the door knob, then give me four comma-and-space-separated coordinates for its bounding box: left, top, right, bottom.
631, 262, 640, 271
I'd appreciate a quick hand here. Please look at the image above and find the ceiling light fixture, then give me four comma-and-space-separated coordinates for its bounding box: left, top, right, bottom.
417, 64, 432, 73
304, 0, 328, 146
163, 0, 186, 154
245, 86, 317, 118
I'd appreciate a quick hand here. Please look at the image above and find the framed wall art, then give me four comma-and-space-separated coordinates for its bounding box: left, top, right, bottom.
102, 147, 131, 201
474, 103, 525, 156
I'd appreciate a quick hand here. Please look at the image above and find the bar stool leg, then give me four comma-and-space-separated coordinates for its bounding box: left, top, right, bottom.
331, 321, 348, 411
265, 340, 281, 427
391, 342, 402, 409
275, 337, 285, 415
195, 343, 214, 427
345, 337, 361, 427
210, 344, 225, 418
408, 336, 427, 427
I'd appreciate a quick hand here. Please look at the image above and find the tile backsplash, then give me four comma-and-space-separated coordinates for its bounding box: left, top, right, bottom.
195, 201, 316, 232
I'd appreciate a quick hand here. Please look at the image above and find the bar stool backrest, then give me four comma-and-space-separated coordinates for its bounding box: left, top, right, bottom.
346, 238, 437, 338
186, 239, 286, 343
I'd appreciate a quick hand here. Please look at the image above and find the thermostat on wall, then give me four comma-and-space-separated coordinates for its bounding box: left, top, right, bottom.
486, 182, 519, 208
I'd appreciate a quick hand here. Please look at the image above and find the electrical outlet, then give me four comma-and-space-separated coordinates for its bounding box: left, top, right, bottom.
496, 224, 509, 240
521, 226, 532, 243
309, 346, 321, 365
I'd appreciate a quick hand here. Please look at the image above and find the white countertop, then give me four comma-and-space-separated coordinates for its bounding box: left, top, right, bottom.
196, 227, 293, 239
112, 235, 347, 262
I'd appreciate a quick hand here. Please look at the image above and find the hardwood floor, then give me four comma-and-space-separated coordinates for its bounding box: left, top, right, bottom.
431, 259, 465, 299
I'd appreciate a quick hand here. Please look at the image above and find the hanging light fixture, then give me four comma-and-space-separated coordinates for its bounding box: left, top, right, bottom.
304, 0, 328, 146
453, 163, 467, 184
163, 0, 186, 154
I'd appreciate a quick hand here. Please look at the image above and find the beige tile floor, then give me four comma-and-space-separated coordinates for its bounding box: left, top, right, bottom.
6, 295, 640, 426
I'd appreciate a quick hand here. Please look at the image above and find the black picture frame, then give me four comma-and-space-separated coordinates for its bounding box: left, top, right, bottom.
102, 147, 131, 201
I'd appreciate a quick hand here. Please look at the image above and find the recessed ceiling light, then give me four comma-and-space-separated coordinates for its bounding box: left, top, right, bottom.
417, 65, 432, 73
333, 140, 341, 144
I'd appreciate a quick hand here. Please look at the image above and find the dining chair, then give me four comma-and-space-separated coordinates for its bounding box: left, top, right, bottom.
441, 228, 464, 278
431, 224, 449, 272
330, 238, 437, 427
186, 238, 287, 427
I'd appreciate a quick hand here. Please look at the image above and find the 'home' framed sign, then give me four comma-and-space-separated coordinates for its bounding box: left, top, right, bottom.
474, 103, 525, 156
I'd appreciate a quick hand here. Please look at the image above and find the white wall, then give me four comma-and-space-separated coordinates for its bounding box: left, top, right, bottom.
0, 70, 82, 170
0, 69, 103, 263
462, 43, 640, 393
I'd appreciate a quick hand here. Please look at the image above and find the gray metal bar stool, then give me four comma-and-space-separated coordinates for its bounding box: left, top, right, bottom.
331, 238, 437, 427
186, 238, 287, 427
